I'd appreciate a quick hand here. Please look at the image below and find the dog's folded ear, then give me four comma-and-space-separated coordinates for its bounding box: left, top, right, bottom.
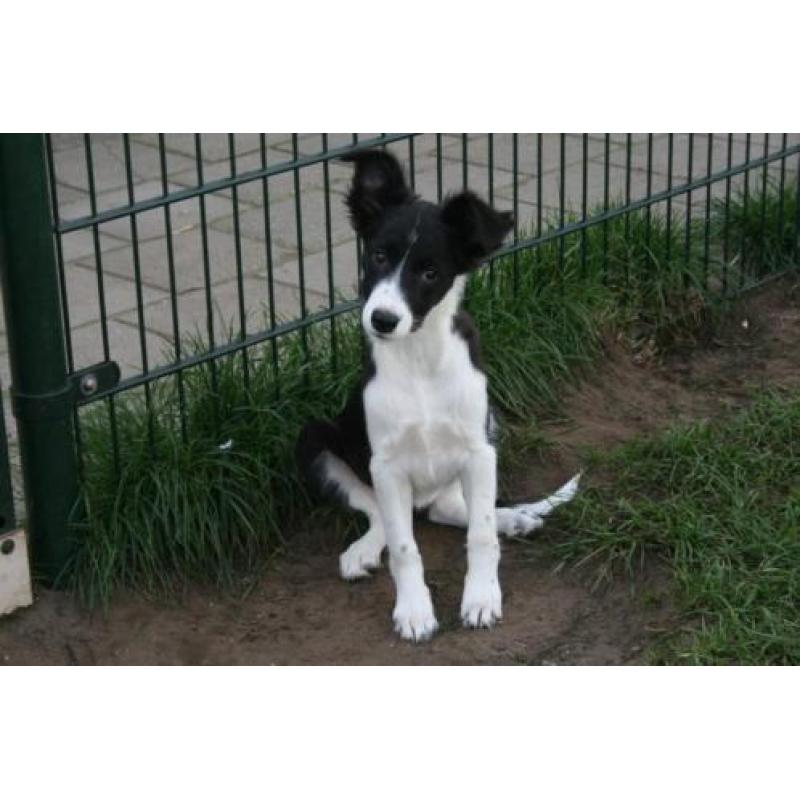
441, 191, 514, 269
341, 150, 414, 236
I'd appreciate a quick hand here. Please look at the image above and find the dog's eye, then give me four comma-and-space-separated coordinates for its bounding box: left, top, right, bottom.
372, 249, 388, 267
422, 266, 438, 283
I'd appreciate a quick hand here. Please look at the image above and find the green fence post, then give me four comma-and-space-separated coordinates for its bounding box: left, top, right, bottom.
0, 133, 79, 583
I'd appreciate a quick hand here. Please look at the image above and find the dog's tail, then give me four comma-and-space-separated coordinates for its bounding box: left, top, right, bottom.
504, 472, 582, 517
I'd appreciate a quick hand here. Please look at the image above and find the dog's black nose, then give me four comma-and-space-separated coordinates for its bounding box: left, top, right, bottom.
371, 308, 400, 334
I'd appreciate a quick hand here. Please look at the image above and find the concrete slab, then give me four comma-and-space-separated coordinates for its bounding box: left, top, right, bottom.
210, 184, 357, 255
116, 276, 327, 355
68, 317, 174, 376
87, 223, 288, 293
62, 262, 165, 330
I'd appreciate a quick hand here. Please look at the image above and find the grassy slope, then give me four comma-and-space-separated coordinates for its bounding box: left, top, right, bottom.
554, 392, 800, 665
69, 180, 798, 620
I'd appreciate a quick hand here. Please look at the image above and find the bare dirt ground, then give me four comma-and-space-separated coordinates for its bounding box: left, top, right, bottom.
2, 276, 799, 665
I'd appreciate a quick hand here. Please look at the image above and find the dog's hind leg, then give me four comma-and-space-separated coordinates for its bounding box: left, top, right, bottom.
321, 453, 386, 580
428, 481, 543, 536
298, 421, 386, 579
428, 475, 581, 537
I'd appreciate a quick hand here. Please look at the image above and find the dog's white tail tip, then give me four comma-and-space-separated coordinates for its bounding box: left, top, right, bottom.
521, 471, 582, 517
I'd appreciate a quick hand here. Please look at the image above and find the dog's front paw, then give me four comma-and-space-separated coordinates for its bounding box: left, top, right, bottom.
339, 531, 385, 580
461, 573, 502, 629
393, 586, 438, 642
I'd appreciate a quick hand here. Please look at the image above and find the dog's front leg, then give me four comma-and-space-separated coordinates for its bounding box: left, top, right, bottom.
460, 444, 502, 628
371, 456, 438, 641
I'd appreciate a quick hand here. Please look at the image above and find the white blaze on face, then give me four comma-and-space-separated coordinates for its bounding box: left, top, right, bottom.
362, 269, 414, 338
362, 219, 420, 339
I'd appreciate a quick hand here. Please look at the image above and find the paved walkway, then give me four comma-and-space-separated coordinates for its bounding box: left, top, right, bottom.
0, 132, 797, 510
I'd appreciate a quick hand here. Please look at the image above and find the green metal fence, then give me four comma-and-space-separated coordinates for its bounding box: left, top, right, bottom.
1, 132, 799, 583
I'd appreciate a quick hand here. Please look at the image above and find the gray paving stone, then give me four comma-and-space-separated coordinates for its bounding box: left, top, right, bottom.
167, 157, 338, 209
53, 183, 90, 214
101, 192, 235, 243
117, 277, 326, 354
87, 224, 284, 293
68, 318, 173, 377
509, 161, 632, 228
277, 240, 361, 299
51, 141, 128, 193
50, 136, 197, 196
210, 185, 356, 255
270, 133, 445, 160
49, 133, 120, 152
131, 133, 278, 163
402, 159, 524, 207
730, 132, 800, 151
270, 133, 379, 157
58, 228, 129, 265
598, 134, 800, 212
438, 134, 654, 179
62, 263, 165, 330
56, 180, 182, 221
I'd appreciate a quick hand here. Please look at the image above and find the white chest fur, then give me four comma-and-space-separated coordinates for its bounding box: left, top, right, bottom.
363, 280, 488, 503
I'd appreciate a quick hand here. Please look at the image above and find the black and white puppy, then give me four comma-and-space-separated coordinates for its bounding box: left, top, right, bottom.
297, 150, 579, 641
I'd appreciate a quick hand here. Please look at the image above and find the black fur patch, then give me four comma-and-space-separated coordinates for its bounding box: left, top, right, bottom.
452, 310, 484, 371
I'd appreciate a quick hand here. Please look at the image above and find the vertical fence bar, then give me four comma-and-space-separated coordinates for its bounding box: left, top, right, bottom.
778, 133, 788, 248
740, 134, 751, 287
558, 133, 566, 289
354, 136, 364, 281
121, 134, 155, 446
487, 134, 495, 285
665, 133, 674, 268
512, 133, 519, 291
84, 134, 121, 472
435, 133, 443, 203
487, 133, 494, 207
407, 136, 416, 192
536, 133, 543, 277
602, 133, 610, 279
0, 134, 80, 581
624, 134, 632, 238
260, 135, 280, 397
683, 133, 694, 287
760, 134, 769, 259
462, 134, 469, 190
645, 133, 653, 252
228, 133, 250, 387
723, 133, 733, 294
702, 133, 713, 288
794, 152, 800, 262
321, 133, 337, 373
581, 133, 588, 277
292, 134, 309, 360
624, 133, 632, 289
158, 134, 188, 441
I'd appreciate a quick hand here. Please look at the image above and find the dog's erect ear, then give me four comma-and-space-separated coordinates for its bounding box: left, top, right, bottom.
341, 150, 414, 235
441, 191, 514, 269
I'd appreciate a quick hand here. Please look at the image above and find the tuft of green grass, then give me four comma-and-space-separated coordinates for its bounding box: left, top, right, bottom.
553, 391, 800, 665
711, 178, 799, 280
66, 180, 799, 602
68, 316, 365, 604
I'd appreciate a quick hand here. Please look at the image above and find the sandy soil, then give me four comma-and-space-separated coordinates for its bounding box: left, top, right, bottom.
2, 275, 799, 665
